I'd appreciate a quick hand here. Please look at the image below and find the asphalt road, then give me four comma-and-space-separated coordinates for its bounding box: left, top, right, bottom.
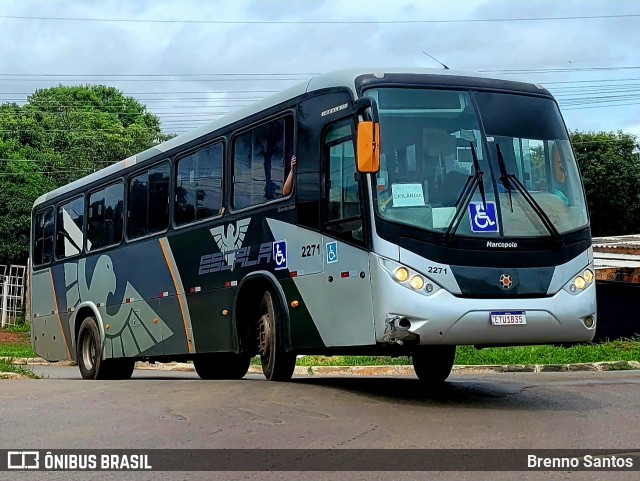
1, 367, 639, 481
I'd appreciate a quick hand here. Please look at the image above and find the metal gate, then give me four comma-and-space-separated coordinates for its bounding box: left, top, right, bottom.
0, 265, 26, 327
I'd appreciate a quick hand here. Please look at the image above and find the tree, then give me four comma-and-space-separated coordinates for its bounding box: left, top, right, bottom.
571, 131, 640, 237
0, 85, 173, 265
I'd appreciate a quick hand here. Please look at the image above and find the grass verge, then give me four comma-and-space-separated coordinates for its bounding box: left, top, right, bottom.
0, 343, 36, 358
0, 323, 35, 358
0, 358, 40, 379
290, 340, 640, 367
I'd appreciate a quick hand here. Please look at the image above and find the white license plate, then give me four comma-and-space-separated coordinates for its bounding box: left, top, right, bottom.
490, 311, 526, 325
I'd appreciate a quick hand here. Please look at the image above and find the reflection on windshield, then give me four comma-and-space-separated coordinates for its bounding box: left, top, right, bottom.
368, 88, 493, 233
367, 88, 589, 238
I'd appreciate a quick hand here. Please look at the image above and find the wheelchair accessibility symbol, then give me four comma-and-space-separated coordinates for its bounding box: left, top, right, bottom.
273, 240, 287, 270
326, 241, 338, 264
469, 201, 499, 233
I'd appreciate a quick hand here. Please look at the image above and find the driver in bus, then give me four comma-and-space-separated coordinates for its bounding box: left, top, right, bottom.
551, 143, 571, 206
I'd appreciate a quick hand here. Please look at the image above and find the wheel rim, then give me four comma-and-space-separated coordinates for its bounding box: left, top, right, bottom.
81, 332, 96, 371
258, 293, 275, 364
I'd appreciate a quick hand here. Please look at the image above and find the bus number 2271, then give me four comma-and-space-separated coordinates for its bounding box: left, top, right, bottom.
301, 244, 321, 257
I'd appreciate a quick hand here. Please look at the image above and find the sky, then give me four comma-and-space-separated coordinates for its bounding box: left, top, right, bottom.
1, 0, 639, 137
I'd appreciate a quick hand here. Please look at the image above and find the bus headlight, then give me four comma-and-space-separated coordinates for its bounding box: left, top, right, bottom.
583, 269, 594, 284
564, 267, 595, 295
394, 267, 409, 283
378, 257, 442, 297
409, 275, 424, 290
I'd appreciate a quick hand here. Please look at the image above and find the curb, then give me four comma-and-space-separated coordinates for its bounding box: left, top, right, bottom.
4, 357, 639, 375
0, 372, 31, 380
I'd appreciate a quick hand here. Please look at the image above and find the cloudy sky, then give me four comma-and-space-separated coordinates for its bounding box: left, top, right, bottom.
1, 0, 639, 136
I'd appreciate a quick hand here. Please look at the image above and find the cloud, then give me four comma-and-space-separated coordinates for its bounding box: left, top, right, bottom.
0, 0, 638, 135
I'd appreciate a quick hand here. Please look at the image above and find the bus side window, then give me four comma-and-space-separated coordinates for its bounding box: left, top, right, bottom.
56, 196, 84, 260
233, 115, 293, 210
175, 142, 224, 226
87, 182, 124, 251
128, 161, 170, 240
33, 207, 55, 266
324, 122, 364, 245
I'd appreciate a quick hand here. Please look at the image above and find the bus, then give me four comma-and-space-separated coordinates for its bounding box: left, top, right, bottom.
30, 68, 596, 382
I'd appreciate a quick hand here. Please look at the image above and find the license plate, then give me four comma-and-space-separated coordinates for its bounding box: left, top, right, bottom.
490, 311, 526, 325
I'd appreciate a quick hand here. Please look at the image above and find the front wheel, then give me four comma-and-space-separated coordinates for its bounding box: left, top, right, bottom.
412, 345, 456, 384
193, 353, 251, 380
258, 290, 296, 381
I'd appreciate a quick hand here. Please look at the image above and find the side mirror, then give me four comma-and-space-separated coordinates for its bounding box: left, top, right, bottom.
357, 121, 381, 173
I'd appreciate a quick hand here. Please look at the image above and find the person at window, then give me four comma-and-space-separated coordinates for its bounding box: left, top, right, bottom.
283, 154, 296, 196
551, 144, 570, 206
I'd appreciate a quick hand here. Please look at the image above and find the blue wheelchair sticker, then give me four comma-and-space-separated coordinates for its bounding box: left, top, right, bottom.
326, 241, 338, 264
273, 240, 287, 270
469, 201, 499, 233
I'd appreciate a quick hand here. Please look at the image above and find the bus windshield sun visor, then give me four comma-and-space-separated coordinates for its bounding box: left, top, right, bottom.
495, 143, 563, 246
442, 142, 487, 244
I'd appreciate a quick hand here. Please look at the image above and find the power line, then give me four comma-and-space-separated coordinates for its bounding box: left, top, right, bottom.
0, 77, 308, 82
543, 77, 640, 85
1, 13, 639, 24
563, 101, 640, 110
483, 66, 640, 75
0, 110, 232, 116
0, 90, 279, 95
0, 72, 319, 77
0, 98, 262, 103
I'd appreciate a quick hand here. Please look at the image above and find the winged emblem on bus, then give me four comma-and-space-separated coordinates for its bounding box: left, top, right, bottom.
210, 218, 251, 269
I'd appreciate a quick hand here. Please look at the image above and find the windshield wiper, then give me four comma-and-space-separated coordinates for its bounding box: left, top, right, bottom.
495, 144, 563, 246
442, 142, 487, 244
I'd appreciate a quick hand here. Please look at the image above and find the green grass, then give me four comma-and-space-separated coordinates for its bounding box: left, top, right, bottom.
7, 322, 31, 333
0, 322, 35, 358
0, 358, 40, 379
288, 340, 640, 367
0, 343, 36, 358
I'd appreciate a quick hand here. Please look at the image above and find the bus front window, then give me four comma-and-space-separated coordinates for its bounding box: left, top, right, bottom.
367, 88, 494, 233
367, 87, 589, 238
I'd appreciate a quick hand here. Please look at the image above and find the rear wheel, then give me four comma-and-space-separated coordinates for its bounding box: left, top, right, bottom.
76, 317, 135, 380
412, 345, 456, 384
193, 353, 251, 380
258, 290, 296, 381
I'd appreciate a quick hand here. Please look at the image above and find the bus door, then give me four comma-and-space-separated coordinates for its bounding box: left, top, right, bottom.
318, 119, 375, 346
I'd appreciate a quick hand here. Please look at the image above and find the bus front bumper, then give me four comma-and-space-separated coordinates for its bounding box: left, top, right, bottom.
371, 263, 597, 347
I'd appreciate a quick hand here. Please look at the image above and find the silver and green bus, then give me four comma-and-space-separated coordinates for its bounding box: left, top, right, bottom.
30, 68, 596, 382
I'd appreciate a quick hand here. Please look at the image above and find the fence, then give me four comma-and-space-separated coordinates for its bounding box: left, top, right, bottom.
0, 265, 26, 327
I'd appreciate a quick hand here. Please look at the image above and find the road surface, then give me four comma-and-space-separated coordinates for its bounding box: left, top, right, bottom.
1, 366, 639, 481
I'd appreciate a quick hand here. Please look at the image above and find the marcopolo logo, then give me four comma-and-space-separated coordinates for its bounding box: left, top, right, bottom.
486, 241, 518, 249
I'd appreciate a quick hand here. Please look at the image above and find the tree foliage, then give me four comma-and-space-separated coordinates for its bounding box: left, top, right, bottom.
571, 131, 640, 237
0, 85, 172, 265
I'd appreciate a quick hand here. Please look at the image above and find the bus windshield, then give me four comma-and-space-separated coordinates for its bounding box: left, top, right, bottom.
367, 88, 589, 238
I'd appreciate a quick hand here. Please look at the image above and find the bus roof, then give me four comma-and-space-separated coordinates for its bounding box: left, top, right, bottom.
33, 68, 544, 209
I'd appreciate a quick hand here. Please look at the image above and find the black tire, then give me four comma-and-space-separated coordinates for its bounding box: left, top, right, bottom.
412, 345, 456, 384
76, 316, 135, 380
258, 290, 296, 381
193, 353, 251, 380
77, 316, 103, 380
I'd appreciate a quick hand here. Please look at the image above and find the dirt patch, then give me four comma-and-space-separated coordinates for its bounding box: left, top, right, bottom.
0, 331, 28, 344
